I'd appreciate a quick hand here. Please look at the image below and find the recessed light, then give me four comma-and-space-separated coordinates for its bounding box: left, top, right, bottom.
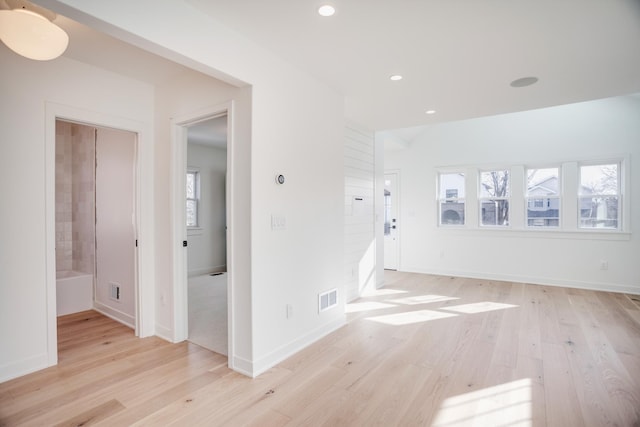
390, 75, 403, 81
318, 5, 336, 16
510, 76, 539, 88
425, 110, 437, 115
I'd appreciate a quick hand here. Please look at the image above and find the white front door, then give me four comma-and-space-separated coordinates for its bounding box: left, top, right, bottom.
384, 172, 399, 270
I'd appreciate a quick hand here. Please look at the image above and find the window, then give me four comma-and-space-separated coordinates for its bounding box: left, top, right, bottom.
438, 173, 465, 225
384, 189, 392, 235
186, 169, 200, 227
579, 163, 619, 229
526, 167, 560, 228
479, 170, 509, 226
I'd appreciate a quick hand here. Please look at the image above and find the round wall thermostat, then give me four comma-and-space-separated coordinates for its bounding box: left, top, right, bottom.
276, 174, 285, 184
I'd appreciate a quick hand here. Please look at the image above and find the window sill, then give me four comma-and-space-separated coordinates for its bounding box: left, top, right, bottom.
187, 227, 203, 236
436, 226, 631, 241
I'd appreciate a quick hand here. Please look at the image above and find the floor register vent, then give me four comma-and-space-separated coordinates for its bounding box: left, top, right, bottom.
319, 288, 338, 313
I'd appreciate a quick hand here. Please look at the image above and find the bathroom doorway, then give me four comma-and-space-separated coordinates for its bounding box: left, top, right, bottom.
54, 120, 138, 333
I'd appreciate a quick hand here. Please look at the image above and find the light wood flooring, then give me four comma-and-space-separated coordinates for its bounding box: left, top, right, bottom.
1, 271, 640, 426
188, 272, 227, 355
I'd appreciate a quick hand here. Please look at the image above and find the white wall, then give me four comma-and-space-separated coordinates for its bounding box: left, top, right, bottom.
42, 0, 348, 376
24, 0, 347, 378
94, 127, 137, 326
0, 47, 155, 382
385, 94, 640, 294
153, 70, 251, 366
186, 143, 227, 276
344, 124, 376, 301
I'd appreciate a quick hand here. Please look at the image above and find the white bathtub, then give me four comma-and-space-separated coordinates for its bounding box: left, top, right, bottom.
56, 270, 94, 316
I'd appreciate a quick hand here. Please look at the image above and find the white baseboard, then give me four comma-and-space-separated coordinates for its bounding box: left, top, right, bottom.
154, 323, 174, 343
230, 355, 254, 378
401, 266, 640, 295
188, 265, 227, 277
93, 302, 135, 329
249, 316, 346, 378
0, 352, 48, 384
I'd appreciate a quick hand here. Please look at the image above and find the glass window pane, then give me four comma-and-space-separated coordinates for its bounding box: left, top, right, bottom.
440, 202, 465, 225
579, 196, 618, 228
481, 200, 509, 226
580, 164, 618, 195
527, 197, 559, 227
186, 199, 197, 227
186, 172, 195, 199
439, 173, 465, 199
527, 168, 559, 196
480, 170, 509, 197
384, 190, 391, 235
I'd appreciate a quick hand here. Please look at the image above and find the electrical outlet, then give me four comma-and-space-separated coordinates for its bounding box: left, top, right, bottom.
271, 214, 286, 231
600, 260, 609, 270
286, 304, 293, 319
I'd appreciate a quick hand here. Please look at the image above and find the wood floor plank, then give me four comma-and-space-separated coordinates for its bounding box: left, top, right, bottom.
52, 398, 125, 427
2, 273, 640, 427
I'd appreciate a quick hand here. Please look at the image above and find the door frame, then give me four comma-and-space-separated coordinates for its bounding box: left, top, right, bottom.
45, 102, 152, 367
383, 170, 401, 270
171, 101, 235, 367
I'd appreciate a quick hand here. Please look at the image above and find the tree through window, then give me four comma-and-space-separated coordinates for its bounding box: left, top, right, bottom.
479, 170, 509, 226
579, 163, 619, 229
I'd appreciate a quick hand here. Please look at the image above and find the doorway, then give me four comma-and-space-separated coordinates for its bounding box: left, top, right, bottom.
384, 172, 399, 270
54, 120, 138, 333
171, 103, 234, 361
185, 115, 229, 355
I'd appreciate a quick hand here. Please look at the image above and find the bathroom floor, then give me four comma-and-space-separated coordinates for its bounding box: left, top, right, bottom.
187, 273, 227, 355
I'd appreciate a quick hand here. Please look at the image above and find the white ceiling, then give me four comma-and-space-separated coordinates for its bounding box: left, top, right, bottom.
185, 0, 640, 136
35, 0, 640, 143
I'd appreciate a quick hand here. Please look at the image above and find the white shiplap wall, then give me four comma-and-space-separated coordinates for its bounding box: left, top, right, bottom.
344, 124, 376, 301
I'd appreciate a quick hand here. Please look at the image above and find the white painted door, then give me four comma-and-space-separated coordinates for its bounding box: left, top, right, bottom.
384, 172, 399, 270
95, 128, 137, 325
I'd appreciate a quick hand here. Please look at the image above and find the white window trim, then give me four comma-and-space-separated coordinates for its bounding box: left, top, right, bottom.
577, 160, 622, 231
435, 155, 629, 234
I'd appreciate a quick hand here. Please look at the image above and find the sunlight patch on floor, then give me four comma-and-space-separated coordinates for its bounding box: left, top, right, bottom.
346, 301, 397, 313
388, 294, 460, 305
361, 288, 409, 297
441, 301, 518, 314
366, 309, 457, 325
433, 378, 532, 427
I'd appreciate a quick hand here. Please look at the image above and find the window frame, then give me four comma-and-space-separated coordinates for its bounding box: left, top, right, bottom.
437, 171, 466, 227
578, 161, 621, 230
186, 168, 201, 228
525, 166, 561, 229
478, 169, 510, 227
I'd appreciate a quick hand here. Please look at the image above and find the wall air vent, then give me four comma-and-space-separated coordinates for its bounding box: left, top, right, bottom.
319, 288, 338, 313
109, 282, 121, 301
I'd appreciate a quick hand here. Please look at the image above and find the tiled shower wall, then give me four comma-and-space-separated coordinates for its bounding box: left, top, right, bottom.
55, 121, 96, 274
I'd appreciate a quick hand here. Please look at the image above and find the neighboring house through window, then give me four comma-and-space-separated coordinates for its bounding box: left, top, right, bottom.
526, 167, 560, 227
579, 163, 620, 229
438, 172, 465, 225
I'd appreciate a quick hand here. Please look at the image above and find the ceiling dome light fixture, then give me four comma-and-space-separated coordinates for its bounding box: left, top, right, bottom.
318, 4, 336, 17
390, 74, 403, 81
0, 0, 68, 61
425, 110, 437, 115
510, 76, 539, 88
